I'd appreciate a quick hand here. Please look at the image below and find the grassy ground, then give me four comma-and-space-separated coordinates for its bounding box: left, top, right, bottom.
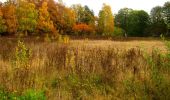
0, 38, 170, 100
70, 39, 167, 53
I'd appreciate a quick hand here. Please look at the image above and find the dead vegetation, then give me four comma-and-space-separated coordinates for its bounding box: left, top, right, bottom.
0, 38, 169, 99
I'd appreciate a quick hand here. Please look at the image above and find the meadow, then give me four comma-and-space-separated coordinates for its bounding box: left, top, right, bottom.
0, 37, 170, 100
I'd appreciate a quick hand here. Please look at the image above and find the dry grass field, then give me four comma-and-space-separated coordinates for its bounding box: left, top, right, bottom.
0, 38, 170, 100
70, 40, 167, 53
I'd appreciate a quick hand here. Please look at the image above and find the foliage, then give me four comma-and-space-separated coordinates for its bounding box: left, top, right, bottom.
115, 8, 150, 37
2, 2, 17, 34
113, 27, 124, 37
20, 89, 46, 100
98, 4, 114, 36
17, 1, 38, 36
162, 2, 170, 35
148, 22, 167, 36
48, 0, 76, 34
115, 8, 132, 33
83, 5, 95, 25
0, 0, 169, 37
71, 4, 95, 25
150, 6, 163, 23
0, 88, 46, 100
73, 23, 95, 36
13, 40, 32, 69
71, 4, 95, 35
37, 1, 55, 34
149, 6, 167, 36
127, 10, 149, 36
0, 6, 7, 34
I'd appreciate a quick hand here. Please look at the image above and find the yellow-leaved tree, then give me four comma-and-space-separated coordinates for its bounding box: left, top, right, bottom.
17, 1, 38, 36
98, 4, 114, 36
37, 1, 55, 35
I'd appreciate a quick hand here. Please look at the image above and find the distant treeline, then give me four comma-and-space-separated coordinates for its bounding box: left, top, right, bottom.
0, 0, 169, 37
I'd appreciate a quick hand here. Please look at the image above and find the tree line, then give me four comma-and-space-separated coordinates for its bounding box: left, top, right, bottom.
0, 0, 169, 37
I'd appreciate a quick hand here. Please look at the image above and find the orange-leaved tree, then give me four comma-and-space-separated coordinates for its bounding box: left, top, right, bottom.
3, 2, 17, 35
48, 0, 76, 34
37, 1, 56, 35
0, 4, 7, 34
72, 23, 95, 36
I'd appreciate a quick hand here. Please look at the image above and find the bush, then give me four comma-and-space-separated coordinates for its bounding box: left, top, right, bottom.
72, 23, 95, 36
0, 88, 46, 100
112, 27, 124, 37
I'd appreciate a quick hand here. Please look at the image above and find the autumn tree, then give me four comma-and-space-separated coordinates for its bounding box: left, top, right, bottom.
48, 0, 75, 34
71, 4, 95, 25
47, 0, 58, 29
71, 4, 84, 24
17, 1, 38, 36
37, 1, 55, 35
98, 4, 114, 36
83, 5, 95, 33
72, 23, 94, 36
3, 1, 17, 35
71, 4, 95, 35
81, 5, 95, 26
62, 7, 76, 34
0, 5, 7, 34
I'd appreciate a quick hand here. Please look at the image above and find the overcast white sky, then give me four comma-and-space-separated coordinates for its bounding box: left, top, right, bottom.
0, 0, 168, 15
62, 0, 168, 15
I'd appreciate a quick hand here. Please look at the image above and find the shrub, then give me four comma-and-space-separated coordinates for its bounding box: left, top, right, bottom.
0, 88, 46, 100
20, 89, 46, 100
72, 23, 95, 36
12, 40, 32, 69
58, 35, 70, 43
113, 27, 124, 37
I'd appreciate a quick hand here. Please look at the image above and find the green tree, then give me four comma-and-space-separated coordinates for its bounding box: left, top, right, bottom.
71, 4, 84, 24
150, 6, 163, 23
83, 5, 95, 34
127, 10, 149, 36
162, 1, 170, 35
98, 4, 114, 36
150, 6, 166, 36
115, 8, 132, 35
71, 5, 95, 24
17, 1, 38, 36
98, 9, 104, 35
83, 5, 95, 25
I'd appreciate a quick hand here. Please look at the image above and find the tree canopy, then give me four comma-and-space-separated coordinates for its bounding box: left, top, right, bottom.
0, 0, 169, 37
98, 4, 114, 36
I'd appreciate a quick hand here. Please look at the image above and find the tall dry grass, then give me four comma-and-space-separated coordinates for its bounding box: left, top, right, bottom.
0, 38, 169, 99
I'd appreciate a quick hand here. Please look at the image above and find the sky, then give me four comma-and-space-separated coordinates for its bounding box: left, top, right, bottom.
0, 0, 168, 15
62, 0, 168, 15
